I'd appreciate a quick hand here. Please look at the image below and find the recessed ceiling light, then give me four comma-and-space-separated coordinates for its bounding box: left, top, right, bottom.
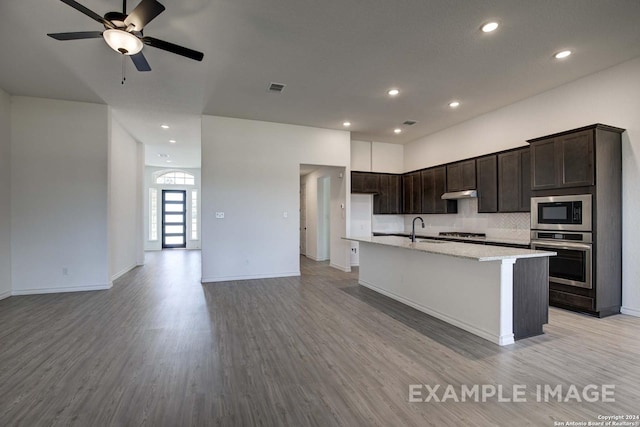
169, 139, 176, 143
166, 160, 173, 163
343, 121, 351, 127
449, 101, 460, 108
157, 153, 170, 158
161, 124, 170, 129
554, 50, 572, 59
394, 128, 402, 134
481, 22, 499, 33
388, 89, 399, 96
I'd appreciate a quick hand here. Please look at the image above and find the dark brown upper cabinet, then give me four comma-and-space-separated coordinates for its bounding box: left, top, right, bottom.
498, 148, 531, 212
529, 129, 594, 190
421, 166, 457, 214
402, 171, 422, 214
476, 155, 498, 213
446, 159, 476, 192
351, 171, 380, 193
374, 174, 403, 214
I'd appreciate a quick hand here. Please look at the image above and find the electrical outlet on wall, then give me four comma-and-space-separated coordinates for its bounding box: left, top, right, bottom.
215, 212, 224, 219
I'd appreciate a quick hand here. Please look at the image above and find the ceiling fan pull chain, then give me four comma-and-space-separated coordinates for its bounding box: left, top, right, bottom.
121, 54, 126, 85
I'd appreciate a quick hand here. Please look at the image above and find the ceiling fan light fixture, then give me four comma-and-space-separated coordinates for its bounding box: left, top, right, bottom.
103, 29, 143, 55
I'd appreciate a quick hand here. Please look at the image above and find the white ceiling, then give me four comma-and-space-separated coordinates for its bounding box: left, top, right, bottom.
1, 0, 640, 168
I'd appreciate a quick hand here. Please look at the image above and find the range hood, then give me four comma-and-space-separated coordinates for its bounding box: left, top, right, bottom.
441, 190, 478, 200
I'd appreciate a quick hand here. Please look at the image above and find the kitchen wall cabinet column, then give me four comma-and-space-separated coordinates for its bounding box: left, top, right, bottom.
497, 148, 530, 212
476, 155, 498, 213
403, 171, 422, 214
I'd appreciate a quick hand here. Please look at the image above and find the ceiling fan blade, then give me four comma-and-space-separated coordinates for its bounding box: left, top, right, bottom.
124, 0, 165, 30
142, 37, 204, 61
59, 0, 113, 28
47, 31, 103, 41
130, 52, 151, 72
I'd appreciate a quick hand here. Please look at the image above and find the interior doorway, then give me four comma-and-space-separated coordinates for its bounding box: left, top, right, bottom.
162, 190, 187, 249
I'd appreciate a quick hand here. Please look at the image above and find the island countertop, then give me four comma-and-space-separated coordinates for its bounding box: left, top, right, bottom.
344, 235, 555, 262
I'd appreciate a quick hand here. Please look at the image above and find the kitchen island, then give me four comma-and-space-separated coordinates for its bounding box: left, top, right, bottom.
345, 236, 555, 346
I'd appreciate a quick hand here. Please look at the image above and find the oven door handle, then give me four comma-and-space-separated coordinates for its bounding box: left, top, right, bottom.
531, 240, 592, 251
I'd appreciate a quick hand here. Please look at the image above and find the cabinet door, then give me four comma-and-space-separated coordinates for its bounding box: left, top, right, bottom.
461, 160, 477, 190
373, 175, 388, 214
403, 172, 422, 214
477, 155, 498, 213
420, 169, 435, 213
375, 174, 402, 214
363, 173, 380, 193
498, 151, 520, 212
447, 160, 476, 191
531, 138, 558, 190
351, 172, 379, 193
520, 149, 531, 211
446, 163, 462, 192
559, 130, 594, 187
389, 174, 403, 214
351, 171, 365, 193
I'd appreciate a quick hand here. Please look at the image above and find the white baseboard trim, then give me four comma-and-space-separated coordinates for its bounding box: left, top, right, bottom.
621, 306, 640, 317
111, 263, 138, 282
330, 263, 351, 272
201, 271, 300, 284
12, 283, 112, 296
305, 255, 328, 262
351, 262, 359, 267
0, 289, 11, 301
358, 278, 511, 346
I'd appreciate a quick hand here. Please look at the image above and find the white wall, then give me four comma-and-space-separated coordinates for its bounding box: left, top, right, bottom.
302, 166, 347, 265
11, 97, 110, 294
144, 166, 202, 251
109, 113, 143, 281
201, 116, 350, 282
404, 57, 640, 316
351, 140, 404, 173
0, 88, 11, 300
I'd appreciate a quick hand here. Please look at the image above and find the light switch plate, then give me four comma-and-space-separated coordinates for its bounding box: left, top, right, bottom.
215, 212, 224, 219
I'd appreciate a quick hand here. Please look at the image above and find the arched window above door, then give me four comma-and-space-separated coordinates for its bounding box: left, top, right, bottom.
155, 171, 195, 185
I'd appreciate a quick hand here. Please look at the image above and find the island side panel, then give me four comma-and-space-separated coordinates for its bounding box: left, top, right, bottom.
512, 257, 549, 340
358, 242, 514, 346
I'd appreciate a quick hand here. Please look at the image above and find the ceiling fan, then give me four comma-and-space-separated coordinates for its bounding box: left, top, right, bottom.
47, 0, 204, 72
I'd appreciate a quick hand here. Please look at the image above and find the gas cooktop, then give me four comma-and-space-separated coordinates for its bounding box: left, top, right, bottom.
439, 232, 486, 239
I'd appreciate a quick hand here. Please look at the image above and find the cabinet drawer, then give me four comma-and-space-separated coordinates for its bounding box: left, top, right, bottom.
549, 289, 594, 311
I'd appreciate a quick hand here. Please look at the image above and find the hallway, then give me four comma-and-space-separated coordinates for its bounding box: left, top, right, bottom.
0, 251, 639, 426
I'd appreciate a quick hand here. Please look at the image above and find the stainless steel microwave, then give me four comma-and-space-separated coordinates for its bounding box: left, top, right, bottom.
531, 194, 592, 231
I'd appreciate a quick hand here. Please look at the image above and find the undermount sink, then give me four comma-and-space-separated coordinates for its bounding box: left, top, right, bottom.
416, 239, 446, 244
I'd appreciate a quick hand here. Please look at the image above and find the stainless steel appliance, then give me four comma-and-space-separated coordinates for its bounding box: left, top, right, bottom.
531, 231, 592, 289
531, 194, 591, 232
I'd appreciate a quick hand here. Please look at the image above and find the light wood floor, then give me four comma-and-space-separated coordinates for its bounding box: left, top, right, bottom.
0, 251, 639, 426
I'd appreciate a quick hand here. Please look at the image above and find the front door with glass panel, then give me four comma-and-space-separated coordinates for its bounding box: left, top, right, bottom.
162, 190, 187, 249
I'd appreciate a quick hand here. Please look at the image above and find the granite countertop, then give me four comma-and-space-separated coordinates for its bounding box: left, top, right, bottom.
344, 236, 555, 262
371, 232, 531, 247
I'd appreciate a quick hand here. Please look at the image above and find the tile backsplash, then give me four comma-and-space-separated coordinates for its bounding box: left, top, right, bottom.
373, 198, 530, 240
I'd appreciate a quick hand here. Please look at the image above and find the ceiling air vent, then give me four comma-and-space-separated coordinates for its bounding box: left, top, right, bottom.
267, 82, 286, 93
403, 120, 417, 126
